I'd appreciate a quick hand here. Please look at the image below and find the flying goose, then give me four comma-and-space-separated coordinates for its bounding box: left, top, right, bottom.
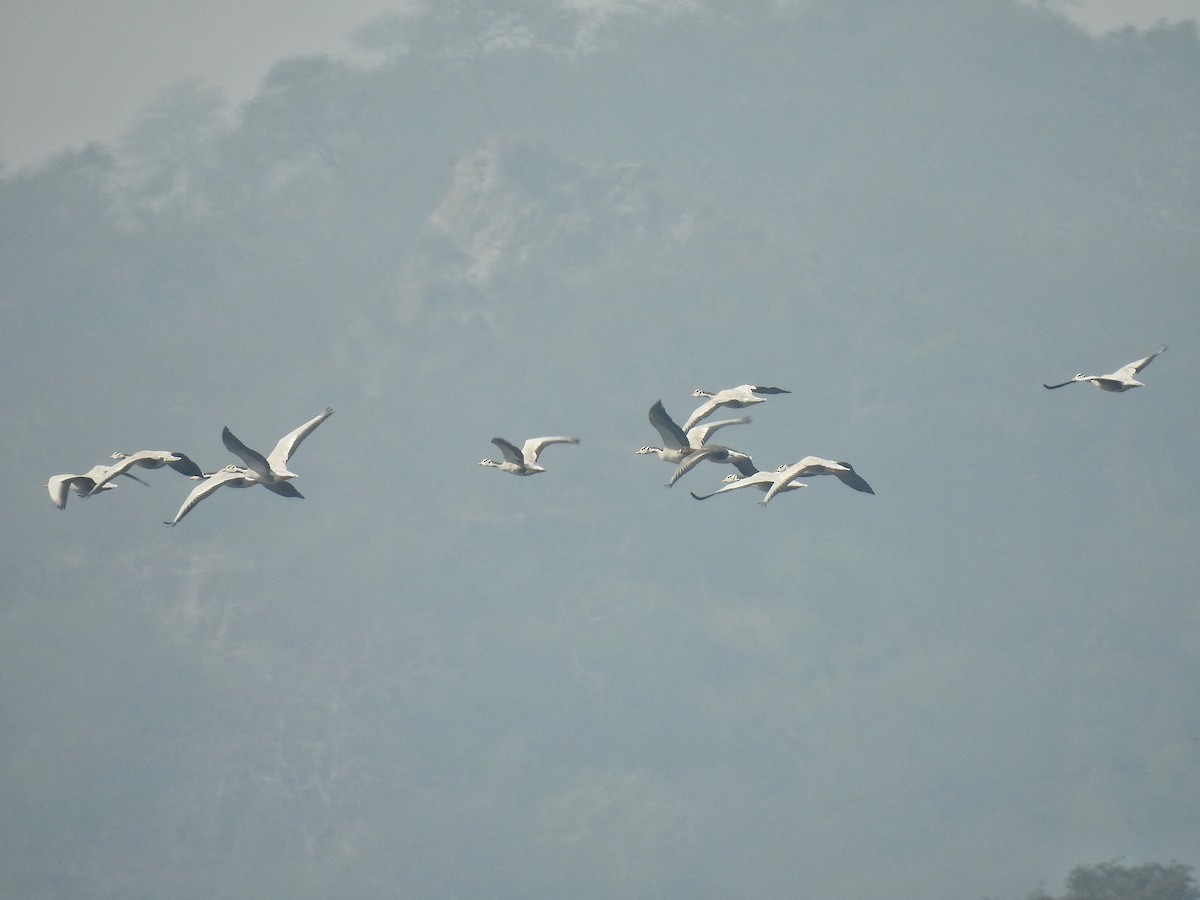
163, 465, 304, 526
666, 443, 756, 488
163, 408, 331, 525
85, 450, 203, 495
1044, 345, 1167, 392
774, 456, 875, 494
47, 464, 147, 509
682, 384, 789, 432
690, 464, 809, 501
635, 400, 751, 463
220, 407, 333, 486
479, 436, 580, 475
760, 456, 874, 504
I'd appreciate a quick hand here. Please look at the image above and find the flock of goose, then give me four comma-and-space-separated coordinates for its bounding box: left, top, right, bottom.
627, 387, 876, 503
48, 408, 334, 525
48, 347, 1166, 524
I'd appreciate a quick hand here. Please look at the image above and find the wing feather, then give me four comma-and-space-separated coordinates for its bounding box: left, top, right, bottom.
165, 468, 247, 526
266, 407, 333, 471
681, 399, 719, 432
686, 415, 750, 448
648, 401, 689, 450
521, 436, 580, 465
222, 427, 272, 476
490, 437, 526, 466
166, 452, 203, 478
85, 456, 141, 494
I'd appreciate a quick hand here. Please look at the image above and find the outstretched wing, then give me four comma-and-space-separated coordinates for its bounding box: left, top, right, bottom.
750, 385, 790, 395
165, 468, 247, 526
667, 448, 748, 489
222, 427, 272, 478
47, 475, 85, 509
1043, 377, 1081, 390
166, 452, 203, 478
490, 437, 526, 466
648, 401, 689, 450
1113, 344, 1167, 380
761, 462, 808, 504
727, 453, 760, 478
690, 471, 776, 500
86, 455, 142, 494
267, 407, 334, 471
686, 415, 750, 448
833, 463, 875, 494
262, 481, 304, 498
521, 436, 580, 465
681, 398, 720, 433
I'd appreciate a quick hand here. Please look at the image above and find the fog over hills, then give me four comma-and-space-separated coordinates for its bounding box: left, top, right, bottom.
2, 2, 1198, 897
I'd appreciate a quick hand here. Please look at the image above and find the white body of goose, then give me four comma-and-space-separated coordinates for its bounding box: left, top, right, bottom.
220, 407, 333, 486
480, 436, 580, 475
683, 384, 789, 432
635, 400, 750, 463
690, 466, 808, 501
86, 450, 203, 495
48, 464, 146, 509
774, 456, 875, 494
761, 457, 874, 504
1044, 345, 1166, 392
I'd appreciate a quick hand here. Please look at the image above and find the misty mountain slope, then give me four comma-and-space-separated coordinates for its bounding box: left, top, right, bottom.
2, 2, 1199, 899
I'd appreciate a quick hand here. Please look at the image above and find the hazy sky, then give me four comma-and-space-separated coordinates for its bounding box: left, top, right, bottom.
1, 0, 1199, 170
3, 2, 1198, 898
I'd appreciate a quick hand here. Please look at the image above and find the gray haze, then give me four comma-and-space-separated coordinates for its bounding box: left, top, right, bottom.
2, 1, 1198, 897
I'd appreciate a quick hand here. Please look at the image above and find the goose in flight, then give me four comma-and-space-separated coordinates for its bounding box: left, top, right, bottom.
220, 407, 333, 486
163, 407, 331, 525
683, 384, 789, 431
85, 450, 203, 495
635, 400, 751, 463
761, 457, 874, 504
774, 456, 875, 494
666, 443, 756, 488
163, 465, 304, 526
690, 464, 809, 502
1044, 345, 1167, 392
479, 436, 580, 475
47, 464, 147, 509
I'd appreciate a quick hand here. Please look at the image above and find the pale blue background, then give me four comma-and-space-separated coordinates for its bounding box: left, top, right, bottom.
2, 2, 1198, 898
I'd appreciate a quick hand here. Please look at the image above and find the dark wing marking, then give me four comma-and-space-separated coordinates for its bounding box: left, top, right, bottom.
222, 427, 272, 477
648, 401, 689, 450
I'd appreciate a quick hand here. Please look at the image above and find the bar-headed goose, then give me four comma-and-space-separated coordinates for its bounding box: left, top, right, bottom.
761, 456, 874, 504
775, 456, 874, 494
1044, 345, 1166, 392
479, 436, 580, 475
85, 450, 203, 495
47, 464, 146, 509
690, 465, 808, 501
635, 400, 750, 463
683, 384, 789, 431
220, 407, 333, 486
